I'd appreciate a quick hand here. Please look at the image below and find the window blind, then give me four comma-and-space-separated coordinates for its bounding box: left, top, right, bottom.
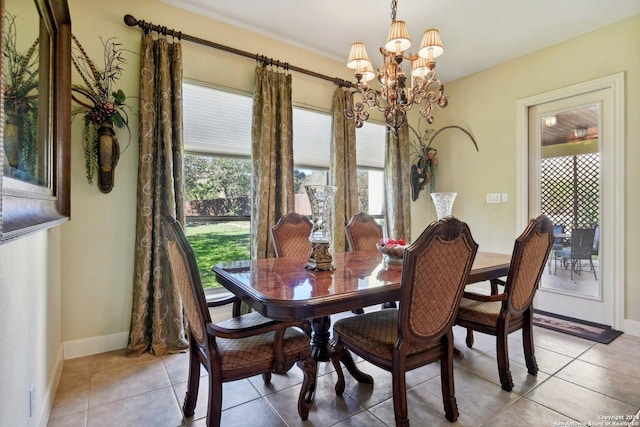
183, 82, 384, 169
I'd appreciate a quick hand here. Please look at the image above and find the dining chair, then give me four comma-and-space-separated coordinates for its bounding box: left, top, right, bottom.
163, 216, 316, 426
547, 224, 566, 273
271, 212, 313, 258
592, 225, 600, 257
455, 214, 554, 392
331, 216, 479, 426
345, 212, 395, 313
345, 212, 383, 251
554, 227, 597, 280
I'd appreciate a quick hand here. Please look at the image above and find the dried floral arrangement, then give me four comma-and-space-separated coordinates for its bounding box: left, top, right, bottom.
410, 123, 479, 201
71, 34, 130, 186
2, 12, 39, 177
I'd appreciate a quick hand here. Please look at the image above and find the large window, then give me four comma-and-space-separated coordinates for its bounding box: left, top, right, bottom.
183, 81, 385, 288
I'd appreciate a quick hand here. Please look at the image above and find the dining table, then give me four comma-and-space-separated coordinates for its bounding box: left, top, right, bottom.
213, 250, 511, 362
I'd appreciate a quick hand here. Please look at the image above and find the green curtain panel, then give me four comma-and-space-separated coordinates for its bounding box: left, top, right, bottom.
330, 87, 359, 252
384, 123, 412, 242
128, 35, 188, 356
251, 65, 294, 259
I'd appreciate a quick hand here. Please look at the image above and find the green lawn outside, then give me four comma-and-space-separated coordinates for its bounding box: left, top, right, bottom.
185, 221, 251, 288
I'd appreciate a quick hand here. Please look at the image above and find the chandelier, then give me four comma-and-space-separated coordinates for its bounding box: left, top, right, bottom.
344, 0, 448, 133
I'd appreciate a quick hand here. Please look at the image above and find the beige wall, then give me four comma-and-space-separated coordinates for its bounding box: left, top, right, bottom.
0, 229, 63, 427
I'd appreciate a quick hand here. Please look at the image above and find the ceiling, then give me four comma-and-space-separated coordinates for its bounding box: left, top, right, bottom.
159, 0, 640, 83
541, 106, 599, 147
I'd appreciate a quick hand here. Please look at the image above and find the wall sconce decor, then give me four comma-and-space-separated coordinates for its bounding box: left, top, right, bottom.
71, 35, 130, 193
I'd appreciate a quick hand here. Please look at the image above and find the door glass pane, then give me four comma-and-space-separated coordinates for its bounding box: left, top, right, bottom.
539, 105, 600, 298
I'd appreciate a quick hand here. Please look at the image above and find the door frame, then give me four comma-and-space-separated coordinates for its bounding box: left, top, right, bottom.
515, 73, 625, 330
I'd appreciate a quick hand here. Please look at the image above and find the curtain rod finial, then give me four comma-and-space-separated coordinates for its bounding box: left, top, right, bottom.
124, 14, 138, 27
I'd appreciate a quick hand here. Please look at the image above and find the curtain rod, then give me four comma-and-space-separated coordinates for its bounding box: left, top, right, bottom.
123, 14, 353, 88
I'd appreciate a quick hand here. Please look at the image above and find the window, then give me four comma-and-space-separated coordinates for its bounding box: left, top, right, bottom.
182, 81, 386, 287
183, 83, 252, 289
356, 122, 386, 216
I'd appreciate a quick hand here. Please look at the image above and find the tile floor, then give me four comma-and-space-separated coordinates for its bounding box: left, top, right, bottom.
48, 312, 640, 427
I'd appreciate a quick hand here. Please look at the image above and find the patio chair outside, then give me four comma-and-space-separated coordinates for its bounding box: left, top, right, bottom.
554, 228, 597, 280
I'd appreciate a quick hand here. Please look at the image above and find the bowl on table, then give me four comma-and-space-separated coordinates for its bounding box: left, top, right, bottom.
376, 239, 408, 265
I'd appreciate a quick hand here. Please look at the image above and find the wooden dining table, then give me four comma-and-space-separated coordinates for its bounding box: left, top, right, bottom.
213, 250, 511, 361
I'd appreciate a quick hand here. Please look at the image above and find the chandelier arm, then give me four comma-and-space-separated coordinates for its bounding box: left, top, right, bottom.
418, 104, 435, 124
344, 98, 370, 128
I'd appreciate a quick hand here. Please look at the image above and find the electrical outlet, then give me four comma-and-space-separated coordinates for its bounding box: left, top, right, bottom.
501, 193, 509, 203
30, 386, 35, 418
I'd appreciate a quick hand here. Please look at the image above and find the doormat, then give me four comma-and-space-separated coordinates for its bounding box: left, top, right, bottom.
533, 310, 623, 344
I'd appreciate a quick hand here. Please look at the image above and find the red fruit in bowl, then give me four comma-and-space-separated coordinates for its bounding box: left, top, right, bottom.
397, 239, 406, 245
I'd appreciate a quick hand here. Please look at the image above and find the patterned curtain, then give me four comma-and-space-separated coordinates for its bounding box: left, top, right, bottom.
127, 34, 188, 356
384, 123, 412, 242
330, 87, 359, 252
251, 65, 294, 259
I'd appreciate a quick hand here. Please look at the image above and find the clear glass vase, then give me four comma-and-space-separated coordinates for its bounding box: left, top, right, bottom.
304, 185, 337, 270
431, 192, 457, 219
305, 185, 337, 244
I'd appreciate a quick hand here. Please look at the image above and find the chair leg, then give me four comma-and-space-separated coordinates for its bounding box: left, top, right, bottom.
590, 258, 597, 280
297, 356, 317, 421
496, 329, 514, 392
548, 256, 551, 274
206, 368, 223, 427
570, 259, 574, 280
441, 334, 459, 422
490, 279, 500, 295
465, 328, 474, 348
261, 372, 272, 384
522, 313, 539, 376
392, 360, 410, 427
183, 348, 201, 418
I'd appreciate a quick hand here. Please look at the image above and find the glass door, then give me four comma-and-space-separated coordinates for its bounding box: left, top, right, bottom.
528, 90, 612, 325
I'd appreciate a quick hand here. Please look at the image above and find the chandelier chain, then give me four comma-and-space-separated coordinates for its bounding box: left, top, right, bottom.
390, 0, 398, 22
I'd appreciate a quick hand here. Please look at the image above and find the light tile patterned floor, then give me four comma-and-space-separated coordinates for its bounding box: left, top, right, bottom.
48, 314, 640, 427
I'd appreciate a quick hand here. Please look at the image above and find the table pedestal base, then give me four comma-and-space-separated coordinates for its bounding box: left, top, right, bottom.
310, 316, 333, 361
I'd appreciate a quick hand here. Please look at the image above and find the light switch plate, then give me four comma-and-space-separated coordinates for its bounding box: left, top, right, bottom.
486, 193, 501, 203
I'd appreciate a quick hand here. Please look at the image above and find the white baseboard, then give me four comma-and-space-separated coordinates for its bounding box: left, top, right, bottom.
622, 318, 640, 337
62, 308, 232, 360
63, 332, 130, 359
39, 346, 64, 427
